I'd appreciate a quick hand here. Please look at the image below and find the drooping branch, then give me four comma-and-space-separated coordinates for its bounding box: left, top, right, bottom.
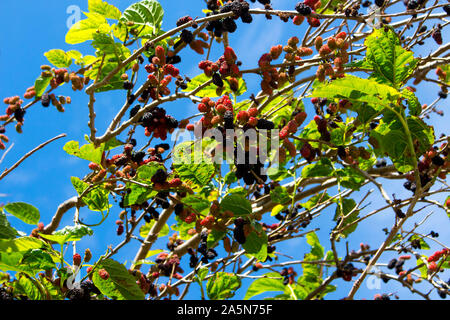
0, 133, 67, 182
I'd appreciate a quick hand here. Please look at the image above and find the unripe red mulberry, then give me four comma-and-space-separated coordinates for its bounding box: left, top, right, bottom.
327, 37, 337, 50
287, 120, 298, 133
283, 139, 296, 157
270, 45, 283, 60
319, 44, 332, 57
248, 117, 258, 127
279, 127, 290, 139
237, 110, 249, 123
307, 17, 320, 27
315, 36, 323, 51
294, 111, 307, 126
336, 31, 347, 40
169, 178, 182, 188
293, 15, 304, 25
98, 269, 109, 280
73, 253, 82, 266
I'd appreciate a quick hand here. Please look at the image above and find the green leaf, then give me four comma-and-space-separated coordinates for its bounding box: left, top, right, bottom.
0, 210, 19, 239
34, 75, 52, 98
4, 202, 40, 225
302, 158, 333, 178
224, 171, 237, 185
311, 75, 400, 111
15, 275, 44, 300
207, 230, 226, 248
300, 192, 330, 210
66, 12, 110, 44
88, 0, 121, 19
66, 50, 83, 61
402, 88, 421, 116
220, 194, 252, 217
21, 249, 56, 271
92, 33, 131, 58
226, 187, 247, 197
333, 199, 359, 239
182, 73, 247, 97
124, 183, 155, 206
335, 167, 365, 191
0, 237, 48, 273
259, 92, 298, 128
243, 223, 268, 261
306, 232, 324, 259
44, 49, 72, 68
0, 237, 46, 253
71, 177, 111, 212
39, 225, 93, 245
371, 116, 434, 172
173, 161, 215, 192
270, 186, 291, 204
84, 53, 130, 93
123, 163, 162, 206
271, 204, 285, 217
139, 221, 170, 238
182, 195, 210, 214
267, 166, 291, 181
196, 267, 209, 282
120, 0, 164, 30
92, 259, 145, 300
63, 140, 104, 164
365, 27, 418, 87
145, 249, 164, 259
244, 272, 285, 300
206, 272, 241, 300
55, 225, 93, 241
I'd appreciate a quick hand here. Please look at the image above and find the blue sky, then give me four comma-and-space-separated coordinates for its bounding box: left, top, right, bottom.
0, 0, 448, 300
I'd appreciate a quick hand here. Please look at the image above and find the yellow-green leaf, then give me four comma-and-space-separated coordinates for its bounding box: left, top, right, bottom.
44, 49, 72, 68
65, 12, 109, 44
88, 0, 121, 19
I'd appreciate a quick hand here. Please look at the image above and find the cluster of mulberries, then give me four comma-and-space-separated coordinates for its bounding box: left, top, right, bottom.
176, 15, 193, 27
174, 203, 197, 224
387, 257, 408, 275
203, 0, 253, 39
155, 252, 184, 277
197, 231, 219, 263
198, 46, 241, 80
141, 46, 182, 101
138, 107, 178, 140
40, 66, 86, 92
337, 145, 372, 166
258, 46, 284, 95
219, 0, 252, 24
280, 267, 297, 285
428, 248, 449, 266
336, 263, 358, 281
1, 96, 25, 128
1, 65, 78, 135
143, 205, 161, 223
235, 151, 268, 185
315, 32, 349, 82
167, 233, 184, 251
279, 111, 307, 141
66, 280, 101, 301
403, 146, 449, 194
187, 95, 235, 133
